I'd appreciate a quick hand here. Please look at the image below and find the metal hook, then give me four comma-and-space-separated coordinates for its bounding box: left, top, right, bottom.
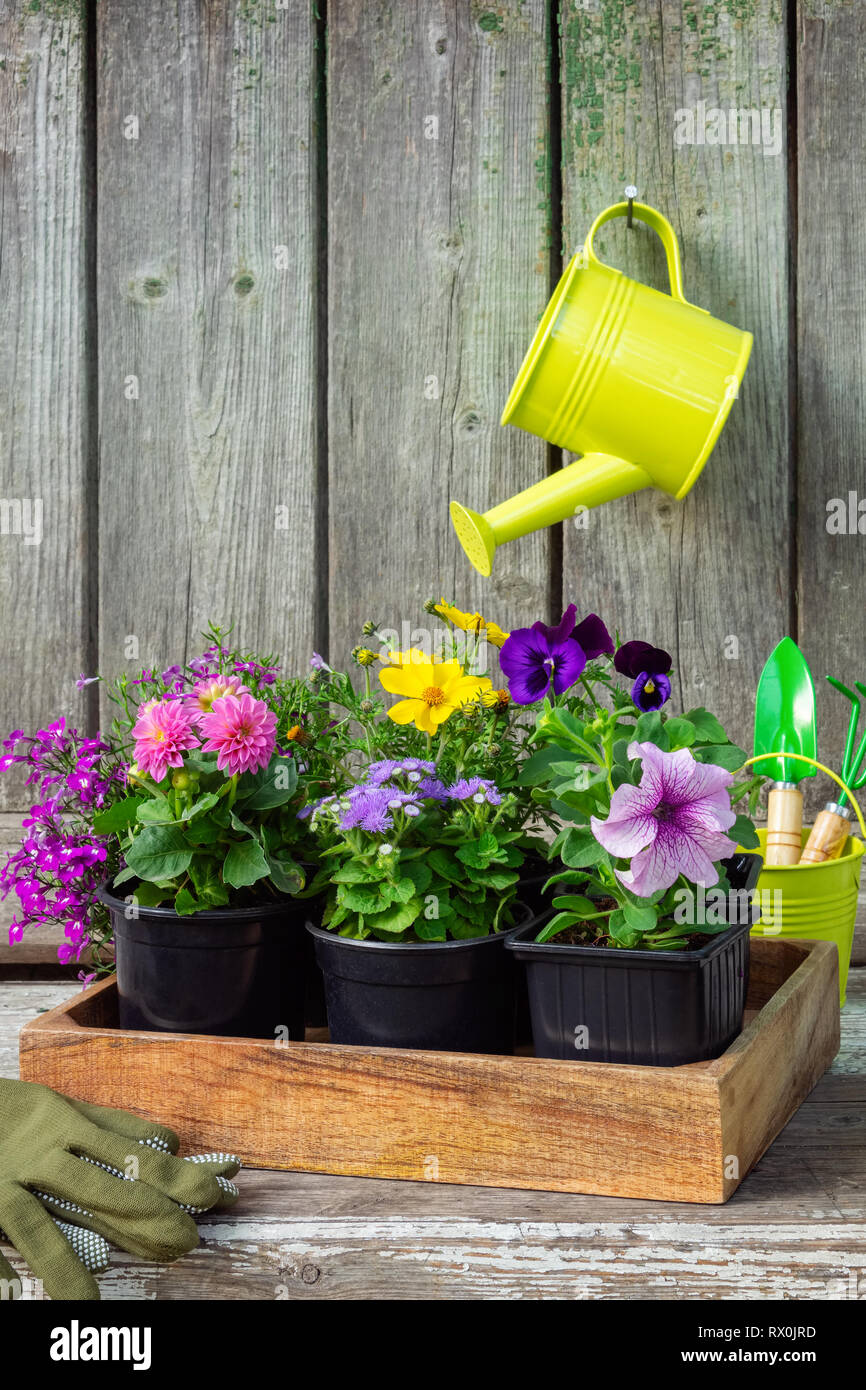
624, 184, 637, 228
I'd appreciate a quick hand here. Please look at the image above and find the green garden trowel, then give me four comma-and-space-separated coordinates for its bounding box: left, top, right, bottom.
753, 637, 817, 865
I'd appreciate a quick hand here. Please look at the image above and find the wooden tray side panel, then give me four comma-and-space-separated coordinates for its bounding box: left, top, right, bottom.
18, 940, 837, 1205
718, 940, 840, 1196
19, 1026, 724, 1203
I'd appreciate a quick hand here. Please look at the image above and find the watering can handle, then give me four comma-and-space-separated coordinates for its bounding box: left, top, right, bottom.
584, 202, 703, 311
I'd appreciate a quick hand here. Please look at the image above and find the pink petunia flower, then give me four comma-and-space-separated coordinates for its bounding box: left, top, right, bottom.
591, 741, 738, 896
199, 693, 276, 777
131, 699, 200, 784
187, 672, 251, 715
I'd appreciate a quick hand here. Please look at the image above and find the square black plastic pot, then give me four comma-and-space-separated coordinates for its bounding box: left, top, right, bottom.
505, 853, 762, 1066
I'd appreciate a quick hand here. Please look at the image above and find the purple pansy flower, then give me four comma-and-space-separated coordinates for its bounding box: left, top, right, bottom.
499, 604, 587, 705
573, 613, 614, 660
591, 741, 738, 896
631, 670, 672, 712
614, 640, 673, 712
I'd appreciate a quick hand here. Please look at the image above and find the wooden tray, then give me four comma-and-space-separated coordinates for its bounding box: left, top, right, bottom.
18, 937, 839, 1204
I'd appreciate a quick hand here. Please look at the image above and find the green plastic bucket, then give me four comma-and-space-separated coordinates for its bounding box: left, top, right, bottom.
749, 827, 864, 1006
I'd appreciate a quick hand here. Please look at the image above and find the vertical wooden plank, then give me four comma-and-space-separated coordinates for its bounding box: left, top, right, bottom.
560, 0, 789, 751
96, 0, 320, 686
327, 0, 553, 665
0, 1, 91, 807
797, 0, 866, 815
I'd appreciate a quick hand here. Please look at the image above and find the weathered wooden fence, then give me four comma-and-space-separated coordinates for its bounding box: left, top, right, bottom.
0, 0, 864, 815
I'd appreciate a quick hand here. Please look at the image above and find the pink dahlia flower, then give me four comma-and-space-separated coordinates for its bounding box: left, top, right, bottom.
131, 700, 200, 784
591, 741, 738, 896
188, 672, 251, 715
199, 693, 276, 777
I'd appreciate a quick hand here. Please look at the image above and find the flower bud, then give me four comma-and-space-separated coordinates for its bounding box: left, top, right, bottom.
172, 770, 191, 789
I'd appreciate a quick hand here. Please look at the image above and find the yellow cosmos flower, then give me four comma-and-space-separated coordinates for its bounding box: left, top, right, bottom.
379, 657, 493, 735
434, 598, 510, 650
483, 621, 510, 649
434, 600, 485, 635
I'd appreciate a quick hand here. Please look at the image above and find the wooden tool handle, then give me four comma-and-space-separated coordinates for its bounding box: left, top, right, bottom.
800, 807, 850, 864
765, 785, 803, 865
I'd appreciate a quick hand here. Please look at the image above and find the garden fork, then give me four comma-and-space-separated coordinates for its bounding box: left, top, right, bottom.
800, 676, 866, 863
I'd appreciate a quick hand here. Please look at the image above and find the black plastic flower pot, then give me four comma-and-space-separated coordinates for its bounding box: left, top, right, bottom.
307, 905, 533, 1054
505, 853, 762, 1067
99, 886, 309, 1039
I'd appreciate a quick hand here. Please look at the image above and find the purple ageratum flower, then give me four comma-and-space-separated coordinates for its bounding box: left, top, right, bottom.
447, 777, 502, 806
591, 741, 738, 896
364, 758, 436, 786
614, 640, 673, 712
338, 787, 396, 833
573, 613, 614, 660
499, 604, 587, 706
416, 776, 448, 801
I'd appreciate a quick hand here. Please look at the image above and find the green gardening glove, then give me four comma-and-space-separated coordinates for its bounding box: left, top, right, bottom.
0, 1079, 240, 1301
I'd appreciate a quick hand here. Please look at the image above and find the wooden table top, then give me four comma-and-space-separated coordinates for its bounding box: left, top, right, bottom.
2, 973, 864, 1300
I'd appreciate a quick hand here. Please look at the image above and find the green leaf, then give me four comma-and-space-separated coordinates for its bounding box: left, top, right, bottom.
663, 717, 697, 749
230, 810, 259, 841
174, 887, 201, 916
401, 860, 433, 895
731, 813, 760, 849
428, 849, 464, 883
93, 796, 144, 834
183, 752, 220, 774
338, 883, 388, 914
267, 854, 304, 896
111, 864, 137, 887
414, 917, 447, 942
611, 740, 632, 769
129, 880, 166, 908
455, 843, 485, 869
634, 710, 669, 749
693, 743, 747, 772
465, 867, 520, 891
189, 857, 230, 909
366, 897, 423, 935
560, 826, 608, 869
384, 876, 417, 905
223, 837, 270, 890
236, 757, 299, 810
518, 745, 570, 786
607, 910, 641, 948
551, 894, 599, 915
684, 707, 729, 744
181, 792, 220, 822
534, 912, 579, 944
622, 898, 660, 933
332, 862, 380, 884
125, 826, 192, 883
136, 796, 177, 825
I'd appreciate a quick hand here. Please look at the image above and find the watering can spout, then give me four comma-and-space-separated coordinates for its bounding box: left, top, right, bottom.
450, 453, 651, 576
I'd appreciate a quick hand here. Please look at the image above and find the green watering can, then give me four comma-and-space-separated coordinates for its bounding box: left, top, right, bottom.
450, 201, 753, 576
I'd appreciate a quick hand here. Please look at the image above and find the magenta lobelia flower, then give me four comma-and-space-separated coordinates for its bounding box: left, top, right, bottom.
131, 700, 200, 784
188, 672, 251, 715
199, 693, 276, 777
591, 741, 738, 896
